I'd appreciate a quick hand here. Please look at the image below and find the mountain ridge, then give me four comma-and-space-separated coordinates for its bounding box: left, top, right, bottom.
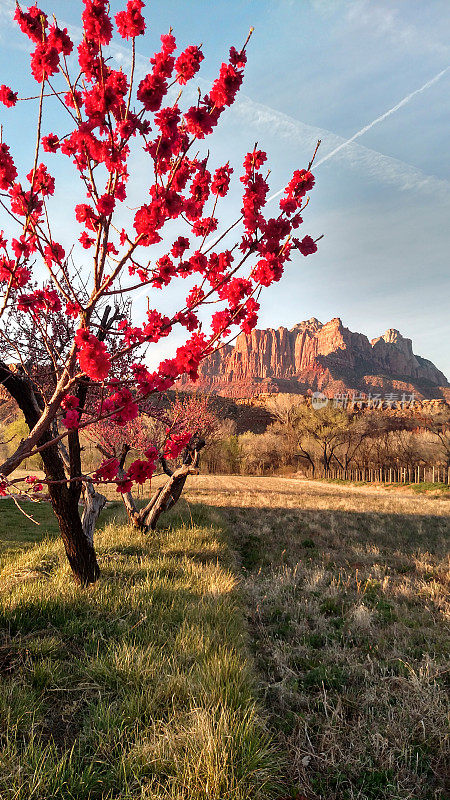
179, 317, 449, 400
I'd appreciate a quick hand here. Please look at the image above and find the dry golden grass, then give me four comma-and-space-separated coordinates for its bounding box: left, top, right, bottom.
179, 476, 450, 800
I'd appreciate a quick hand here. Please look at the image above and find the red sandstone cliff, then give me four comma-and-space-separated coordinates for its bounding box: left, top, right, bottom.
179, 317, 449, 400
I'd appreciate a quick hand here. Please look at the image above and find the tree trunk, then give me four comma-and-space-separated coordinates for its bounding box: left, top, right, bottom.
48, 480, 100, 585
0, 363, 101, 585
81, 482, 106, 545
146, 468, 191, 530
136, 443, 205, 532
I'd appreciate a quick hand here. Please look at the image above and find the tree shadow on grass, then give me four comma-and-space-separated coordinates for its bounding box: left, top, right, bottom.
209, 502, 450, 564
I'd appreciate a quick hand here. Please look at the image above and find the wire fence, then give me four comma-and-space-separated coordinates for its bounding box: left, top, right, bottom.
304, 465, 450, 484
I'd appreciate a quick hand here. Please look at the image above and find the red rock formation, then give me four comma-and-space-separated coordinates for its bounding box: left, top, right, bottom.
179, 318, 449, 399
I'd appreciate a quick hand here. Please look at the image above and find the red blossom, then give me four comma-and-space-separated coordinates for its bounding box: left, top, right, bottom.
152, 255, 176, 288
184, 103, 220, 139
75, 203, 99, 232
95, 458, 119, 481
48, 25, 73, 55
284, 169, 315, 205
44, 242, 65, 265
241, 171, 269, 234
12, 236, 34, 259
220, 277, 252, 308
211, 309, 232, 337
100, 388, 139, 425
30, 42, 60, 83
171, 236, 190, 259
62, 395, 80, 411
160, 33, 176, 54
14, 5, 47, 43
137, 73, 167, 112
126, 458, 154, 484
42, 133, 59, 152
62, 409, 80, 428
77, 39, 102, 82
241, 297, 259, 333
79, 232, 95, 249
27, 163, 55, 196
64, 89, 83, 109
295, 235, 318, 256
174, 332, 208, 380
43, 287, 62, 311
115, 0, 146, 39
10, 183, 43, 217
97, 194, 115, 216
16, 286, 61, 313
0, 85, 17, 107
0, 143, 18, 189
164, 430, 192, 459
65, 300, 81, 318
175, 45, 204, 84
211, 164, 233, 196
0, 258, 30, 288
82, 0, 113, 45
133, 200, 166, 245
75, 328, 111, 381
192, 217, 218, 237
229, 46, 247, 68
253, 255, 283, 286
242, 148, 267, 177
210, 62, 243, 108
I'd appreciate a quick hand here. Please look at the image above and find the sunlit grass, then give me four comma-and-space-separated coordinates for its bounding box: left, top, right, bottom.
0, 502, 281, 800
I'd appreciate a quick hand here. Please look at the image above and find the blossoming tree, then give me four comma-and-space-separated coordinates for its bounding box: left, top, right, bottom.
88, 394, 218, 531
0, 0, 319, 584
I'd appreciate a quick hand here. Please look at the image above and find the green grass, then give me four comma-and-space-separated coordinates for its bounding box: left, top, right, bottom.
0, 501, 282, 800
411, 481, 450, 494
0, 499, 61, 563
323, 477, 450, 494
2, 478, 449, 799
0, 498, 121, 567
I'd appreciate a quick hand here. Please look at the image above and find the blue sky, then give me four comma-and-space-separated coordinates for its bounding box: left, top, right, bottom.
0, 0, 449, 377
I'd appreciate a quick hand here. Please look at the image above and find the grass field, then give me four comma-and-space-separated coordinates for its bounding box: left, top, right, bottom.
183, 477, 450, 799
0, 477, 449, 799
0, 497, 281, 800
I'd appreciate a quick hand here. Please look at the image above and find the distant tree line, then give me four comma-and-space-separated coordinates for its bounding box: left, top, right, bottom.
201, 397, 450, 479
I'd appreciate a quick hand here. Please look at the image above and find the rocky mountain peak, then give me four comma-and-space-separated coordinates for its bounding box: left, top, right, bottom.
179, 318, 449, 400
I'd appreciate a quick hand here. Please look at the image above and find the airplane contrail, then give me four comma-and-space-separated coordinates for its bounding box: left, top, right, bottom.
269, 65, 450, 201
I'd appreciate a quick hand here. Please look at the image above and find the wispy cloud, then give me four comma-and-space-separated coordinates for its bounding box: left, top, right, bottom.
314, 67, 450, 169
238, 68, 450, 203
344, 0, 449, 59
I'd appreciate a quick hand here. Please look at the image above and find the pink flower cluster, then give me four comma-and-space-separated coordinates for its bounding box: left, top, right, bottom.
100, 388, 139, 425
75, 328, 111, 381
62, 395, 80, 429
14, 5, 73, 83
